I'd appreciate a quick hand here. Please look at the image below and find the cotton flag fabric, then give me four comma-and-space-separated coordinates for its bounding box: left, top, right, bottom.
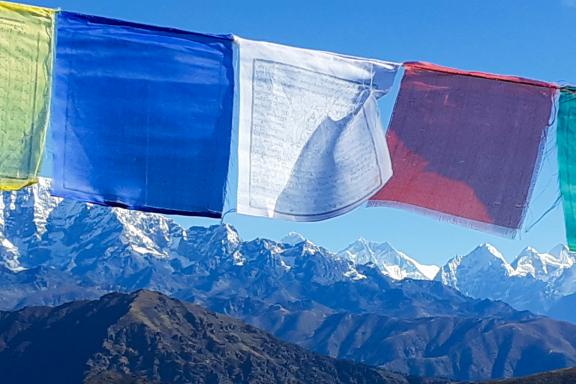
235, 37, 399, 221
50, 12, 235, 217
0, 2, 54, 191
558, 88, 576, 251
370, 62, 556, 235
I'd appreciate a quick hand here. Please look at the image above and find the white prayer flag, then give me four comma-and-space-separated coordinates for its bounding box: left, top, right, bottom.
235, 37, 399, 221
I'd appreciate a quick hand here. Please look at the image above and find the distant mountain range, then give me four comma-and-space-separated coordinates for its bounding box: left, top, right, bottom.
336, 238, 439, 280
0, 290, 436, 384
334, 234, 576, 320
1, 179, 576, 381
435, 244, 575, 316
288, 227, 576, 321
336, 236, 576, 318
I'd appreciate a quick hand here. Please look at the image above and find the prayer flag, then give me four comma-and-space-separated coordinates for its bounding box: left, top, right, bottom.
558, 88, 576, 250
370, 62, 556, 235
235, 37, 399, 221
50, 12, 234, 217
0, 2, 54, 191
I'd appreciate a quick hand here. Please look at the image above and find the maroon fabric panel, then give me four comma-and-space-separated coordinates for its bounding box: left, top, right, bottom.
371, 62, 555, 232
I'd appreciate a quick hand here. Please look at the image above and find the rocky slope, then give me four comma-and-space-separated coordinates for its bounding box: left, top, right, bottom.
0, 290, 433, 384
483, 368, 576, 384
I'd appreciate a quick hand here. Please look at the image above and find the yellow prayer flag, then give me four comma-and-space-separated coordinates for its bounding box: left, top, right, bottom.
0, 2, 55, 190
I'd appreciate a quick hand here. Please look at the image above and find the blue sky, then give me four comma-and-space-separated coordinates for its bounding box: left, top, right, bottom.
27, 0, 576, 265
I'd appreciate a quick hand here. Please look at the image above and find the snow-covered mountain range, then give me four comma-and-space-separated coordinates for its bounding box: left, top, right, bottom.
434, 244, 576, 314
335, 236, 576, 301
1, 178, 575, 319
287, 229, 575, 309
290, 226, 576, 317
339, 240, 576, 316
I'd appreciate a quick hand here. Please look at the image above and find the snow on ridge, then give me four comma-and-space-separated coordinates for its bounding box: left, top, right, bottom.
338, 238, 440, 281
0, 237, 24, 272
512, 245, 575, 282
1, 180, 575, 304
0, 177, 61, 238
281, 232, 307, 246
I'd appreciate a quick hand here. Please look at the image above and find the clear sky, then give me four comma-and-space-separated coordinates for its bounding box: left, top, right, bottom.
27, 0, 576, 265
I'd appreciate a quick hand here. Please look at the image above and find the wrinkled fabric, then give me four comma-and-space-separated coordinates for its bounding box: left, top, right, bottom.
370, 62, 556, 235
0, 2, 54, 191
235, 37, 399, 221
558, 89, 576, 251
50, 12, 234, 217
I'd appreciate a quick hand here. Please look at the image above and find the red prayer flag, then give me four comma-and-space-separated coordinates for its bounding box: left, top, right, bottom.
370, 62, 556, 235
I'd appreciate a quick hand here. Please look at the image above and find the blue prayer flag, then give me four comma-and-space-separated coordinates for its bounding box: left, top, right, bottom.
50, 12, 234, 217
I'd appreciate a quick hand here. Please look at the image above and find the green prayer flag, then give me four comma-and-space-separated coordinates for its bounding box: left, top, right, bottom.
558, 88, 576, 251
0, 2, 54, 190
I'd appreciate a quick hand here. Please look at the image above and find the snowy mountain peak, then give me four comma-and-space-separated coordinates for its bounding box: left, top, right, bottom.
183, 224, 242, 264
435, 243, 515, 293
461, 244, 514, 273
214, 224, 241, 245
281, 232, 307, 246
338, 239, 439, 281
0, 177, 60, 239
521, 246, 538, 255
549, 244, 575, 264
477, 243, 507, 262
512, 245, 574, 282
